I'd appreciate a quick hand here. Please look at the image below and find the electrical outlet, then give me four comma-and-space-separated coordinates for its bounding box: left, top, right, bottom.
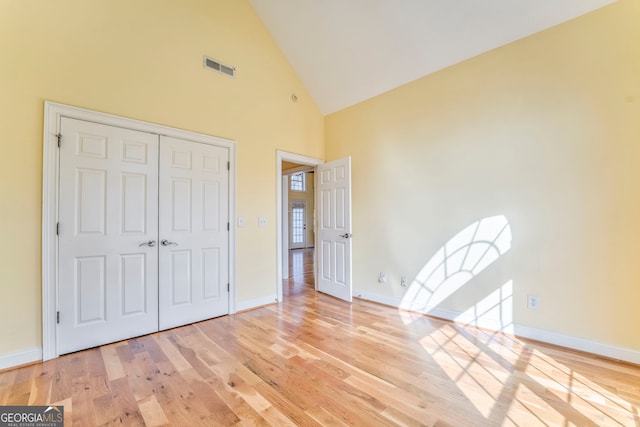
378, 272, 387, 283
527, 295, 540, 310
400, 276, 407, 287
258, 216, 267, 227
237, 216, 245, 228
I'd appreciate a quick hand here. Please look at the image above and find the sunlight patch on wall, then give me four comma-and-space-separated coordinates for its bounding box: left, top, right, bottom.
400, 215, 512, 317
455, 280, 513, 333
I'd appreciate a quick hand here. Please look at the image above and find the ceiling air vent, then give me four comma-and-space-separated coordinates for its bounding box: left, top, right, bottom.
204, 56, 235, 78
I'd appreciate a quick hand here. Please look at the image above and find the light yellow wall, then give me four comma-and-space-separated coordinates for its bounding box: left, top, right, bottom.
326, 0, 640, 349
0, 0, 324, 356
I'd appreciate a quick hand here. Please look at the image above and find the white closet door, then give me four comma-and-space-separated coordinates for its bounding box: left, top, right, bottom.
158, 136, 230, 330
57, 117, 159, 355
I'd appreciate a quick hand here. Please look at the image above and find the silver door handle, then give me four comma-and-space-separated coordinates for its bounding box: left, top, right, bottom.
138, 240, 157, 247
161, 239, 178, 246
339, 233, 352, 239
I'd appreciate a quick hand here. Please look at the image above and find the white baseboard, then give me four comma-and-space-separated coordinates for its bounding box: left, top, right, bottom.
236, 294, 278, 312
353, 288, 401, 307
353, 288, 640, 365
513, 324, 640, 365
0, 347, 42, 371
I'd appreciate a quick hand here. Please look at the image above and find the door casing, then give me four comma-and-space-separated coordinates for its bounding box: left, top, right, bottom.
42, 101, 237, 360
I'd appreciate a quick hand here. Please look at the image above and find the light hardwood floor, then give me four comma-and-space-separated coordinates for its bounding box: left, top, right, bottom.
1, 248, 640, 426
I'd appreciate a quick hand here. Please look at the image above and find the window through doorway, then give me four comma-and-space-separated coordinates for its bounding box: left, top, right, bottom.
290, 201, 306, 249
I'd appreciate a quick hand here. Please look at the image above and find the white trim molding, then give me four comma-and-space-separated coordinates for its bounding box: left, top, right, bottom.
0, 348, 42, 371
353, 288, 640, 365
512, 325, 640, 365
276, 150, 323, 303
42, 101, 237, 362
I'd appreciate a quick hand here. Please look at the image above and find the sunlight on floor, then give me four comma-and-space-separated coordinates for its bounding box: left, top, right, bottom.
416, 322, 639, 425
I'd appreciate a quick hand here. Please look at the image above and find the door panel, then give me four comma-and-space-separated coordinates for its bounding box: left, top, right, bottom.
58, 117, 159, 355
121, 253, 147, 315
159, 136, 229, 330
316, 157, 352, 302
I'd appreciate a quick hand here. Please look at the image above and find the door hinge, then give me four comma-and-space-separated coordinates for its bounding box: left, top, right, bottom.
56, 311, 60, 324
56, 222, 59, 236
227, 283, 230, 292
227, 161, 230, 171
56, 133, 62, 148
227, 222, 230, 231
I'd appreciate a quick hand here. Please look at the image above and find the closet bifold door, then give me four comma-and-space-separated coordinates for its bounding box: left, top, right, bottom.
157, 136, 230, 331
57, 117, 159, 355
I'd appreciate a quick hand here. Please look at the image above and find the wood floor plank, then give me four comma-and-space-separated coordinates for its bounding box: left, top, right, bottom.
27, 362, 55, 405
100, 344, 126, 382
137, 394, 169, 427
2, 248, 640, 425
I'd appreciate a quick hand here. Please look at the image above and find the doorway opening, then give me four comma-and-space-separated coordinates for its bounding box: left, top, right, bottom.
276, 151, 323, 302
276, 151, 353, 303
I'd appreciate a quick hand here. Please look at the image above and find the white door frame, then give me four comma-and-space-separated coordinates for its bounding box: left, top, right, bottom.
276, 151, 323, 302
42, 101, 237, 361
282, 175, 289, 276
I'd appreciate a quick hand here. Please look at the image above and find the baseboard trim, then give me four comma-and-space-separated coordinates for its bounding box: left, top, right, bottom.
236, 294, 278, 313
0, 347, 42, 371
512, 324, 640, 365
353, 288, 640, 365
353, 289, 400, 307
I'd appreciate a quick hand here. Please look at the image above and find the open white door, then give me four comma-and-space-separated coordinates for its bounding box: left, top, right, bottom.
316, 157, 352, 302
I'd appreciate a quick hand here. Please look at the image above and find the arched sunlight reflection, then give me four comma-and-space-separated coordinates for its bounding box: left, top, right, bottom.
455, 280, 513, 333
396, 216, 640, 424
413, 321, 640, 425
400, 215, 512, 326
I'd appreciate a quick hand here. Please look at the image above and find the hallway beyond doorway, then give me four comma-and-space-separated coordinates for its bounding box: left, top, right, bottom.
284, 248, 314, 297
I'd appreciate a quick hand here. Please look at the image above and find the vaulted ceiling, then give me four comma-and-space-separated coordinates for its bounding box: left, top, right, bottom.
249, 0, 616, 114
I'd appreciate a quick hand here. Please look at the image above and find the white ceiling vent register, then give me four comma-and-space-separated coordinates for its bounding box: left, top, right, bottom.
203, 56, 235, 78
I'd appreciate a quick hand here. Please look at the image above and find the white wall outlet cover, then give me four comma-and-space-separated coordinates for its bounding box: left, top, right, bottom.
237, 216, 245, 227
258, 216, 267, 227
378, 272, 387, 283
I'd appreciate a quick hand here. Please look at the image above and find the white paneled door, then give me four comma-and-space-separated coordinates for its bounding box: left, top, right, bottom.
58, 118, 160, 354
57, 119, 229, 355
158, 136, 229, 330
316, 157, 352, 302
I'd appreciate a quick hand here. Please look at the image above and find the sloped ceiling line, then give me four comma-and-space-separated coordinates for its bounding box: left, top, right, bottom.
249, 0, 616, 115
